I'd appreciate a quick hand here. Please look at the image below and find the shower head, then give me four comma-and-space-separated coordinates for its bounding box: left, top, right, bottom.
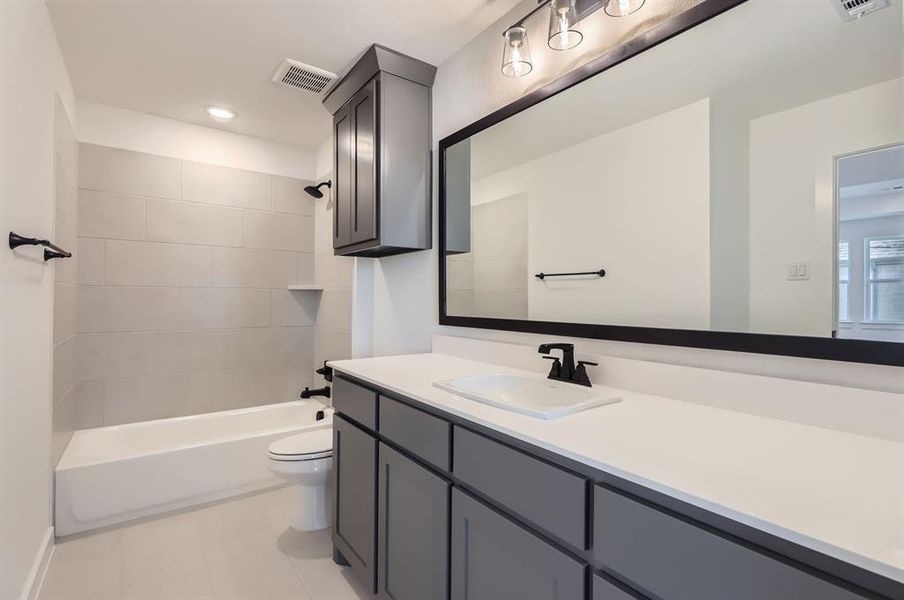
304, 180, 331, 199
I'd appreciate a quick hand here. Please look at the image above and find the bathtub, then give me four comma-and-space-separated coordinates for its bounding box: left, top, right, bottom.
55, 400, 332, 536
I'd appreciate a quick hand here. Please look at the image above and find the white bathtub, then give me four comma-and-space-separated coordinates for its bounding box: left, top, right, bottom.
55, 400, 332, 536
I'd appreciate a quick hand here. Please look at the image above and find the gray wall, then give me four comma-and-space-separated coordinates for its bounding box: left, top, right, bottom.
72, 143, 318, 426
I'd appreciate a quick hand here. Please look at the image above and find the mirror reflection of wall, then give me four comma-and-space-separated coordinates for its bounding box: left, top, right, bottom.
443, 0, 904, 343
836, 145, 904, 342
447, 193, 528, 319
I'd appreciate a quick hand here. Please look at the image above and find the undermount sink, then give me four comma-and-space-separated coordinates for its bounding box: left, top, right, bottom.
433, 373, 621, 419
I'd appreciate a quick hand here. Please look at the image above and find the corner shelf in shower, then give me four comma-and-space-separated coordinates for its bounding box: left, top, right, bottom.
287, 285, 323, 291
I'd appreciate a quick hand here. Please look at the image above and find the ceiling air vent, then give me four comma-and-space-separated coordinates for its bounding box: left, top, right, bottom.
832, 0, 889, 22
272, 59, 337, 95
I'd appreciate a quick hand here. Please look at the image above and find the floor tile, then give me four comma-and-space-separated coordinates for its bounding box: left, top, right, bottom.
122, 571, 215, 600
205, 530, 311, 599
38, 550, 122, 600
40, 489, 373, 600
52, 528, 122, 565
290, 556, 374, 600
119, 513, 207, 584
197, 494, 272, 546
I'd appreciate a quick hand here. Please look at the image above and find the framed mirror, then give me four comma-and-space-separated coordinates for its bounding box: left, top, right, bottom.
438, 0, 904, 366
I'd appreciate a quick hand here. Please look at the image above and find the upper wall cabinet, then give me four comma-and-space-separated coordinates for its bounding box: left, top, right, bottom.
324, 45, 436, 257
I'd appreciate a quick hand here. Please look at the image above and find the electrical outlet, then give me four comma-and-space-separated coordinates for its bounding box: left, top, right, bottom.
787, 262, 811, 281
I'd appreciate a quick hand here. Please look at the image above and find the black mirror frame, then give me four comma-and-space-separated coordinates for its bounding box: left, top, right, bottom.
437, 0, 904, 367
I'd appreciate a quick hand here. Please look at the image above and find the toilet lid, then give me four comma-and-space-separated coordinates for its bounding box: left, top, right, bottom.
268, 428, 332, 460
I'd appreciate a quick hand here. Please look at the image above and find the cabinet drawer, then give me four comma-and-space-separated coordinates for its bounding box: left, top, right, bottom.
452, 426, 587, 550
379, 396, 450, 471
592, 485, 870, 600
333, 376, 378, 430
451, 488, 585, 600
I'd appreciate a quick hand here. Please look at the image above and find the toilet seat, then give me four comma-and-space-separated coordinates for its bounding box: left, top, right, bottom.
268, 429, 332, 462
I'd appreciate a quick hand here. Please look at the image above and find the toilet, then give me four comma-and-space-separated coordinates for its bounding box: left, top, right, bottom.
267, 427, 333, 531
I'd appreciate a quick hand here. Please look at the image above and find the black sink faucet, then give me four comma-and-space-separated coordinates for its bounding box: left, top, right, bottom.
538, 342, 597, 387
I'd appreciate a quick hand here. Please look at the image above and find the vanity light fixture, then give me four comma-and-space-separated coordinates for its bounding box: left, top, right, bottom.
206, 106, 236, 121
605, 0, 645, 17
502, 25, 533, 77
548, 0, 583, 51
501, 0, 645, 76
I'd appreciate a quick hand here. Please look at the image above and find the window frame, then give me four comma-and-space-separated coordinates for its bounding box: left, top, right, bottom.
863, 235, 904, 325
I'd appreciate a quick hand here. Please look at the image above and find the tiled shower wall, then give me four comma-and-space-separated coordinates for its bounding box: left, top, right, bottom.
312, 168, 354, 385
446, 193, 528, 319
72, 143, 319, 426
52, 99, 79, 464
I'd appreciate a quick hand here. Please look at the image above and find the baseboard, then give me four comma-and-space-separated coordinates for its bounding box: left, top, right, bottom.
23, 526, 54, 600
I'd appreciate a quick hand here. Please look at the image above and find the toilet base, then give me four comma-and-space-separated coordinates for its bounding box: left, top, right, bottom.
288, 483, 330, 531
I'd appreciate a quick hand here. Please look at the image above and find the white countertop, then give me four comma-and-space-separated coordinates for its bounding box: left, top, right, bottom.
329, 353, 904, 583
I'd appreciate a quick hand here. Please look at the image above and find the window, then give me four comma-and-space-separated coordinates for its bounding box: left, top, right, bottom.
866, 237, 904, 323
838, 242, 850, 322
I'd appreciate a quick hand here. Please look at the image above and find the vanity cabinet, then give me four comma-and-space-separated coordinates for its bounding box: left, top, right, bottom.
332, 414, 377, 593
450, 488, 585, 600
323, 44, 436, 258
378, 443, 449, 600
330, 373, 894, 600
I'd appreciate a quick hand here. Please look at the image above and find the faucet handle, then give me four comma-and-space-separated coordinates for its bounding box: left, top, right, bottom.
542, 355, 561, 378
572, 361, 597, 387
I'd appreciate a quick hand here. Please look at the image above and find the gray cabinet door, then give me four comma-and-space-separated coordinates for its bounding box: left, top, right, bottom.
333, 102, 352, 249
351, 78, 377, 245
378, 443, 449, 600
450, 488, 585, 600
332, 415, 377, 593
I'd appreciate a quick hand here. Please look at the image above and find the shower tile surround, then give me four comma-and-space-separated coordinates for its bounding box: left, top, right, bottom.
52, 100, 80, 465
71, 144, 323, 428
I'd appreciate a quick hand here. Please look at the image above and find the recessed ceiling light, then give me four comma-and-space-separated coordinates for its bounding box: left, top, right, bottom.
207, 106, 235, 121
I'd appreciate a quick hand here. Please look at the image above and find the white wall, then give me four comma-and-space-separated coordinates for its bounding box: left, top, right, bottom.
0, 1, 75, 597
749, 78, 904, 336
76, 100, 316, 179
471, 99, 711, 329
367, 0, 702, 357
363, 0, 902, 391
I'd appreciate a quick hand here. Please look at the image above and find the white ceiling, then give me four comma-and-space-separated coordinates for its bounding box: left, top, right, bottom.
47, 0, 520, 150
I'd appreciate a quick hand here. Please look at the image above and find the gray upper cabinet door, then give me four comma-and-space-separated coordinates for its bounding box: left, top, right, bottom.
332, 415, 378, 594
333, 102, 352, 249
378, 443, 450, 600
592, 485, 872, 600
450, 488, 585, 600
351, 78, 377, 245
325, 45, 434, 257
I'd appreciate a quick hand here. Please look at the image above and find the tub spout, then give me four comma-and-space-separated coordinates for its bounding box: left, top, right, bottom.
300, 386, 331, 399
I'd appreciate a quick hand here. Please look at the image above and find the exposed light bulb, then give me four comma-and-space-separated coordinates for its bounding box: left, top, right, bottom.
502, 26, 533, 77
548, 0, 582, 51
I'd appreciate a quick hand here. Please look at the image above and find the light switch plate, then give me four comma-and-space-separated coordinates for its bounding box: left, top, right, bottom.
787, 261, 811, 281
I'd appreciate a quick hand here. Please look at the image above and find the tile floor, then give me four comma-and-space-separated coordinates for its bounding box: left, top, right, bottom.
38, 486, 375, 600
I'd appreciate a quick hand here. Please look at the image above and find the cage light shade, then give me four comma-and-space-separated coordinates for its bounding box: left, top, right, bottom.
548, 0, 583, 50
502, 26, 533, 77
605, 0, 645, 17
